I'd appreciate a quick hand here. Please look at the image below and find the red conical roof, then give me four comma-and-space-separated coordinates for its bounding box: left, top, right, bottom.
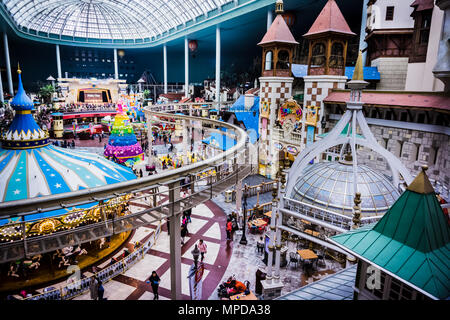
258, 14, 298, 46
304, 0, 355, 38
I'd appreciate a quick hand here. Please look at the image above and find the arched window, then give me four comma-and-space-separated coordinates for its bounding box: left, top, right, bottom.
330, 42, 344, 68
265, 51, 273, 71
276, 50, 290, 70
311, 42, 326, 67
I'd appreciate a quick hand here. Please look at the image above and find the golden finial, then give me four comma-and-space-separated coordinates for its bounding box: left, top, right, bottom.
352, 51, 363, 81
275, 0, 284, 14
407, 165, 435, 194
17, 62, 22, 74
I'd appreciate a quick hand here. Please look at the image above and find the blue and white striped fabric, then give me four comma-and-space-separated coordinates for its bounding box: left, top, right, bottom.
0, 145, 136, 203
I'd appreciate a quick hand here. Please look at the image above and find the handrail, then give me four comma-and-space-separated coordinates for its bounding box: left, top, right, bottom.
24, 221, 163, 301
0, 111, 248, 217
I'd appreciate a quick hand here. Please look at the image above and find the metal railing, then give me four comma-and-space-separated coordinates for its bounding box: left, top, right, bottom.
24, 222, 163, 301
283, 197, 383, 231
0, 110, 252, 263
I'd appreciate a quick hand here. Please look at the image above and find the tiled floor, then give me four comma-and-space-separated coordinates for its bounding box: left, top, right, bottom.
28, 174, 344, 300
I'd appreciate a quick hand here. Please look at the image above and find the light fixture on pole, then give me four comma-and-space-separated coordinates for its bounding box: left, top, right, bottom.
240, 184, 249, 245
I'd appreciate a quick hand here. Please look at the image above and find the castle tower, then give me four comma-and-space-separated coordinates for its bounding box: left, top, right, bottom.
258, 0, 298, 178
300, 0, 356, 151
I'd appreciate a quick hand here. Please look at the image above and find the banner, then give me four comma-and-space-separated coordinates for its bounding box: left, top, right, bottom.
188, 263, 204, 300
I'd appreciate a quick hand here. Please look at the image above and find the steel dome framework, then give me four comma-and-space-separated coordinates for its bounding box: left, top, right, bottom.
2, 0, 233, 42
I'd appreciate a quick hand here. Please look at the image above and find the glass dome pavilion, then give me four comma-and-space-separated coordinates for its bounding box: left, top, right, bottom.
290, 158, 400, 217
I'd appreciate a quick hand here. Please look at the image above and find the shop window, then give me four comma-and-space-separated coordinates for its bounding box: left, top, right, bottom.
417, 113, 425, 123
386, 111, 392, 120
311, 42, 326, 67
276, 50, 290, 70
265, 51, 273, 71
419, 13, 432, 44
410, 9, 433, 62
330, 42, 344, 68
400, 112, 408, 122
385, 6, 394, 21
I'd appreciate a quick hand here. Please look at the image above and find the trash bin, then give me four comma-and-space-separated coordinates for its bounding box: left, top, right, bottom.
224, 190, 233, 203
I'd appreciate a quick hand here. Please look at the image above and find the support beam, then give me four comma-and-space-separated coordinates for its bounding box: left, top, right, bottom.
3, 33, 13, 95
163, 44, 168, 94
147, 114, 153, 165
56, 44, 62, 79
184, 37, 189, 98
0, 67, 4, 103
215, 25, 221, 106
267, 8, 273, 31
168, 181, 182, 300
359, 0, 369, 66
113, 48, 118, 80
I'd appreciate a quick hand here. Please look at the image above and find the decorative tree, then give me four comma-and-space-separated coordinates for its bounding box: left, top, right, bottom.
104, 103, 144, 164
38, 84, 55, 104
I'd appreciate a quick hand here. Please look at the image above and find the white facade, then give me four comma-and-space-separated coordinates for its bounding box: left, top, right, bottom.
366, 0, 414, 31
405, 5, 446, 91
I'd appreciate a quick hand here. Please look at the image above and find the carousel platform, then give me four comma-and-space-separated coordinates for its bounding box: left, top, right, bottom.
0, 231, 132, 296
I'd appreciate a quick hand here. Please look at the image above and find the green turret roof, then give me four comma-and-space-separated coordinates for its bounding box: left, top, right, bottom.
330, 166, 450, 300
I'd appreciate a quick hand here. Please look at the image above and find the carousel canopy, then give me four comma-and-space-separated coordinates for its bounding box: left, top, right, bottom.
0, 68, 136, 205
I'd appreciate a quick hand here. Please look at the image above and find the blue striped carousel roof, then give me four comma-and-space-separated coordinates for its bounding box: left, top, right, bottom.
0, 145, 136, 203
0, 68, 137, 225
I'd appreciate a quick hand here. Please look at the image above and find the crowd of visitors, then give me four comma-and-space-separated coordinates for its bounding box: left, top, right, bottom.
57, 103, 116, 113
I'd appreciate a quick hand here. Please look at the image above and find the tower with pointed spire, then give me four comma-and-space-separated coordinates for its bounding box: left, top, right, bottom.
1, 66, 50, 149
330, 165, 450, 300
300, 0, 356, 151
257, 0, 298, 179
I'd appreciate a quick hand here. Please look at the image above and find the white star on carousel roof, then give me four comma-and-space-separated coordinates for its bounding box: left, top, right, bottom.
13, 189, 20, 195
15, 178, 21, 182
55, 183, 62, 188
50, 174, 55, 177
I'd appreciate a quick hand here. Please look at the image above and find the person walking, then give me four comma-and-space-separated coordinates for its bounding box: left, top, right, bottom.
89, 276, 99, 300
181, 224, 188, 244
97, 278, 105, 300
198, 239, 207, 262
148, 271, 160, 300
226, 219, 233, 240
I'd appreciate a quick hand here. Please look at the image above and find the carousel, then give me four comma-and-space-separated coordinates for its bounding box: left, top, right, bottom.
0, 67, 137, 294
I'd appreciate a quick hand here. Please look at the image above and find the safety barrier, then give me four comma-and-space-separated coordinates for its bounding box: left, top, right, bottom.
25, 222, 162, 300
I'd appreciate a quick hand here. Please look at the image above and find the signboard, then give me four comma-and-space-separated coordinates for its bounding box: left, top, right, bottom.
188, 263, 204, 300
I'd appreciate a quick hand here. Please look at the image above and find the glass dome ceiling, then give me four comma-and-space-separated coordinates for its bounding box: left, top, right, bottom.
290, 161, 401, 216
2, 0, 232, 41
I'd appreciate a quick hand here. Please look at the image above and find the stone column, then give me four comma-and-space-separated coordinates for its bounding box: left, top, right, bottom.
168, 180, 182, 300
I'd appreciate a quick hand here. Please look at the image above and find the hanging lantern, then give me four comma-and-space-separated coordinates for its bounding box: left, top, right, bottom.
282, 12, 295, 27
188, 40, 198, 52
118, 50, 125, 58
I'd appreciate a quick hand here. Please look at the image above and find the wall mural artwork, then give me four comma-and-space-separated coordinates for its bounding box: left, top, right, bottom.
278, 98, 302, 135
